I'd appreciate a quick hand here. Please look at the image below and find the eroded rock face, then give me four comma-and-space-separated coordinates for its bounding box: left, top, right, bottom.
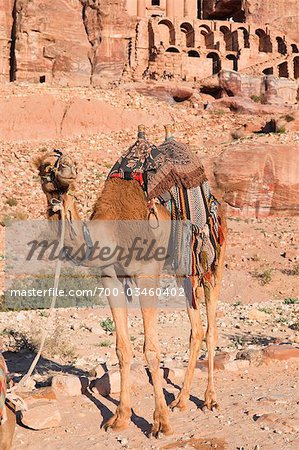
13, 0, 92, 85
263, 76, 299, 105
213, 143, 299, 218
218, 71, 298, 105
0, 0, 14, 82
9, 0, 133, 85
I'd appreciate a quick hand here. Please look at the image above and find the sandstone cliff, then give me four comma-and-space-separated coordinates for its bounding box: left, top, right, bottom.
1, 0, 133, 85
0, 0, 14, 82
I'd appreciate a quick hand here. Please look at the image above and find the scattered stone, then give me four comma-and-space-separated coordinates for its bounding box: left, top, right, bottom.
254, 413, 299, 433
89, 363, 108, 379
51, 374, 82, 397
262, 344, 299, 362
257, 395, 287, 405
196, 352, 231, 371
236, 349, 264, 366
90, 370, 120, 396
19, 388, 61, 430
21, 403, 62, 430
248, 309, 269, 322
117, 436, 128, 446
14, 376, 36, 392
223, 359, 250, 372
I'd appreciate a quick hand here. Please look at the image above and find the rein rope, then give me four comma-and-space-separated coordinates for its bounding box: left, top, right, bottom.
8, 197, 66, 403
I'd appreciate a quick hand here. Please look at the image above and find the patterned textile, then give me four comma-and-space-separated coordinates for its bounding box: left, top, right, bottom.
147, 138, 207, 200
0, 353, 7, 424
108, 135, 206, 200
166, 183, 223, 281
108, 131, 160, 192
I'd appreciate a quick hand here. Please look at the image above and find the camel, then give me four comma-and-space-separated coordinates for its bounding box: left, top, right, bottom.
34, 130, 227, 437
0, 353, 16, 450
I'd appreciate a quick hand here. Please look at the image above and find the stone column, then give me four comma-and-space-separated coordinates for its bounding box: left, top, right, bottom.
166, 0, 174, 18
137, 0, 146, 17
184, 0, 191, 17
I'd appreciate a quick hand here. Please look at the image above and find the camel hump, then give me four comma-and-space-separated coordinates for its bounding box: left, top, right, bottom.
92, 178, 148, 221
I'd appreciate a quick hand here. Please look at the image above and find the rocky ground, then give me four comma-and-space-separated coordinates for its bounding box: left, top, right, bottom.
0, 84, 298, 449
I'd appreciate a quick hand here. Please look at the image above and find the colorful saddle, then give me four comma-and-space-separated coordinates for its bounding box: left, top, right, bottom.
108, 126, 224, 303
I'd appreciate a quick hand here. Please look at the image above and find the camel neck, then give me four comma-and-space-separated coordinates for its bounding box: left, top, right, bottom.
46, 192, 80, 221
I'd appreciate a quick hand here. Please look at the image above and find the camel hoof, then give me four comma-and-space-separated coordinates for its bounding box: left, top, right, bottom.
103, 414, 130, 432
151, 412, 173, 438
202, 400, 220, 412
169, 396, 188, 412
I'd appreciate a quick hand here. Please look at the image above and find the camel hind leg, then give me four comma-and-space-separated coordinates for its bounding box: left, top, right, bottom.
137, 276, 173, 437
203, 231, 227, 411
170, 286, 204, 411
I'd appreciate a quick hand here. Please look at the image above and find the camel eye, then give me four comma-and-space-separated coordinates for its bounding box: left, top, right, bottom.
43, 163, 51, 172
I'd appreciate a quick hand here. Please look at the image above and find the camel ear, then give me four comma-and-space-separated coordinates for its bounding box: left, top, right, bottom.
32, 155, 44, 171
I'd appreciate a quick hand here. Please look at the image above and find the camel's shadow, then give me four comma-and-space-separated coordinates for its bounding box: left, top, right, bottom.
4, 349, 204, 436
3, 350, 89, 384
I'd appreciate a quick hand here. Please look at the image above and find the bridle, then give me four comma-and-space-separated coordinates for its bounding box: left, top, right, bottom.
42, 149, 94, 265
41, 148, 69, 195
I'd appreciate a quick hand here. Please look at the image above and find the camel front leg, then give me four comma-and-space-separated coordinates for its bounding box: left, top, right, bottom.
102, 274, 132, 431
137, 277, 173, 437
170, 286, 204, 411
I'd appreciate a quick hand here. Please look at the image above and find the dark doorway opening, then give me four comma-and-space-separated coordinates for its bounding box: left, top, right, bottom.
197, 0, 202, 19
40, 76, 46, 83
207, 52, 221, 75
263, 67, 273, 75
278, 61, 288, 78
9, 2, 17, 81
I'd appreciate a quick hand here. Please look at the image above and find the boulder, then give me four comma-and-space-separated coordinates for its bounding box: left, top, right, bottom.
20, 403, 61, 430
196, 352, 231, 371
218, 70, 242, 96
263, 76, 298, 105
133, 83, 195, 103
19, 387, 61, 430
51, 374, 82, 397
262, 344, 299, 362
90, 370, 121, 396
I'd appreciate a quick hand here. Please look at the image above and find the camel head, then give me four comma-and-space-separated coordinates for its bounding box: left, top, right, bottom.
34, 150, 77, 194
